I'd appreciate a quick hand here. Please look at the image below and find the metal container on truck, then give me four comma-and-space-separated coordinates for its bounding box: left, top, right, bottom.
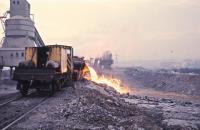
13, 45, 74, 96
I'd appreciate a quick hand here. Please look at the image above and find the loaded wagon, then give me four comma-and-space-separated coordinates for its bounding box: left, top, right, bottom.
73, 56, 85, 81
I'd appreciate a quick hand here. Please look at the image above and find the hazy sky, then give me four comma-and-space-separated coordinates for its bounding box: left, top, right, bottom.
0, 0, 200, 62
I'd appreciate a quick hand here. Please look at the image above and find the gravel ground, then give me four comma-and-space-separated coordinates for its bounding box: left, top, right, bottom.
122, 67, 200, 97
0, 68, 199, 130
0, 79, 20, 105
5, 81, 199, 130
0, 92, 46, 129
0, 80, 17, 96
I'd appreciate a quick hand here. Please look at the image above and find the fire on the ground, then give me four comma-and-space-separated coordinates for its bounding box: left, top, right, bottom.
82, 65, 130, 94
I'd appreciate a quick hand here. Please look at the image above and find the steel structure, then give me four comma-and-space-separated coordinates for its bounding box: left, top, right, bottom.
0, 0, 45, 71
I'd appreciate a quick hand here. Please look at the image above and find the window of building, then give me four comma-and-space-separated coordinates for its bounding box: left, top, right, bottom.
13, 1, 15, 4
16, 52, 18, 57
17, 1, 19, 4
11, 53, 13, 57
21, 52, 24, 57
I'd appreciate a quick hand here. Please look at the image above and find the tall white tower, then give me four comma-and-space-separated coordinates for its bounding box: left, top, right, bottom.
10, 0, 30, 17
2, 0, 36, 48
0, 0, 44, 68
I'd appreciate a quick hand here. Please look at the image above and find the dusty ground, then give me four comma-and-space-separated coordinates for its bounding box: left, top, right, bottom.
0, 93, 46, 129
4, 81, 198, 130
0, 80, 17, 92
122, 67, 200, 97
0, 79, 19, 104
100, 68, 200, 104
0, 68, 199, 130
0, 70, 18, 97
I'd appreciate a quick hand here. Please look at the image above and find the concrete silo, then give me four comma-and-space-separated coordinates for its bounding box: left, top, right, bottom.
0, 0, 44, 71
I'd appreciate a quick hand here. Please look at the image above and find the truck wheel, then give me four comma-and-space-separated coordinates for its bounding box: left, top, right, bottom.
19, 82, 29, 96
48, 83, 55, 96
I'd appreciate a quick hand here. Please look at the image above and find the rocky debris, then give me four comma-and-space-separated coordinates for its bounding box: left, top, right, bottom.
0, 94, 46, 129
58, 85, 164, 130
85, 80, 200, 129
120, 93, 200, 129
172, 68, 200, 75
123, 67, 200, 97
3, 79, 199, 130
8, 81, 165, 130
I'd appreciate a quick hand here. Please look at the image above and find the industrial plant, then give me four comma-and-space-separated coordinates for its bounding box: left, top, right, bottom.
0, 0, 199, 130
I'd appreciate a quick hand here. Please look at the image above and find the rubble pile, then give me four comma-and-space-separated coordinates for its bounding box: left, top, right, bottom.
59, 86, 164, 130
124, 67, 200, 96
6, 81, 199, 130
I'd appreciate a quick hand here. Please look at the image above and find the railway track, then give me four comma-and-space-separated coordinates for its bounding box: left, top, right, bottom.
1, 97, 47, 130
0, 86, 74, 129
0, 96, 22, 108
0, 91, 48, 130
0, 92, 20, 104
0, 90, 36, 108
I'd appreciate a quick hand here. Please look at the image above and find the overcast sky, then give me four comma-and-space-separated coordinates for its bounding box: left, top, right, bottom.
0, 0, 200, 62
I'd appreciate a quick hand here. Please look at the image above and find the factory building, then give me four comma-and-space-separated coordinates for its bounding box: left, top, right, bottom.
0, 0, 44, 69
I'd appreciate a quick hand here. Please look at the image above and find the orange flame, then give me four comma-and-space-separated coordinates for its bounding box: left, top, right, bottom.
83, 65, 130, 94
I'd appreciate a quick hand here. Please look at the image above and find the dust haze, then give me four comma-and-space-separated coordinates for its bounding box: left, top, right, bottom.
1, 0, 200, 67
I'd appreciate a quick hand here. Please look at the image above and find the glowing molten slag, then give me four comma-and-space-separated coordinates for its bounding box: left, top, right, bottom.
84, 65, 130, 94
